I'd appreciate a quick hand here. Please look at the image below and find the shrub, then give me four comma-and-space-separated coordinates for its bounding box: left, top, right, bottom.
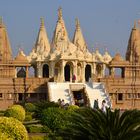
26, 124, 45, 133
0, 131, 12, 140
34, 101, 59, 119
24, 103, 36, 112
40, 107, 67, 132
0, 110, 5, 117
4, 105, 25, 122
0, 117, 28, 140
25, 114, 32, 121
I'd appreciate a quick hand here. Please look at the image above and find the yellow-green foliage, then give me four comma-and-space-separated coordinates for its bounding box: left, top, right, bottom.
67, 105, 79, 112
0, 117, 28, 140
29, 135, 45, 140
4, 105, 25, 122
0, 131, 13, 140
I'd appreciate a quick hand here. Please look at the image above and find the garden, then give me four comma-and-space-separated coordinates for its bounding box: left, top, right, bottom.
1, 101, 140, 140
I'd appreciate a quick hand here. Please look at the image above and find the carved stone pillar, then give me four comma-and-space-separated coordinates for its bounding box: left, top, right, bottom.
81, 62, 86, 82
110, 67, 115, 77
37, 62, 42, 78
93, 63, 96, 75
60, 60, 65, 82
15, 67, 17, 78
50, 61, 55, 78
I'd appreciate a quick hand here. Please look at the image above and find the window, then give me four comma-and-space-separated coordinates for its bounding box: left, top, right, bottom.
118, 93, 123, 101
0, 93, 3, 99
128, 93, 132, 99
137, 93, 140, 98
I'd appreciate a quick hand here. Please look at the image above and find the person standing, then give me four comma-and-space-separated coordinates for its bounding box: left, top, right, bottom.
61, 99, 65, 108
101, 100, 106, 113
72, 74, 76, 83
93, 99, 99, 109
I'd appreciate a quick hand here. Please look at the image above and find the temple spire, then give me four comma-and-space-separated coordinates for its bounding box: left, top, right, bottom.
73, 18, 87, 51
0, 17, 3, 27
33, 18, 50, 57
0, 18, 12, 62
58, 7, 62, 20
51, 7, 69, 46
133, 20, 136, 29
40, 17, 45, 29
76, 18, 80, 30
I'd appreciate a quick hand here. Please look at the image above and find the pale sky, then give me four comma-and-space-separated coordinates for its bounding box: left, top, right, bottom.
0, 0, 140, 57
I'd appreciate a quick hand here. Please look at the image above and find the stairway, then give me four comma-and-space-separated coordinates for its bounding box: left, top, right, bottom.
48, 82, 111, 108
85, 82, 111, 108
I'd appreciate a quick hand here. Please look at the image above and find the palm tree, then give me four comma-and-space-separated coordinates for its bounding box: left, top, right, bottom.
56, 107, 140, 140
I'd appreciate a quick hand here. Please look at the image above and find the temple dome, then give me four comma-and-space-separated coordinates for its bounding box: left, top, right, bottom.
14, 50, 29, 64
112, 53, 123, 62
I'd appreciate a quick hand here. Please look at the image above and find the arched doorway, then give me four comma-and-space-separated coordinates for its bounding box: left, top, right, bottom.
64, 64, 70, 81
17, 67, 26, 78
85, 65, 91, 82
43, 64, 49, 78
85, 64, 91, 82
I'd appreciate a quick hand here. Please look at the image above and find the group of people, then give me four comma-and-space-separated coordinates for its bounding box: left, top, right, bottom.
57, 98, 69, 108
93, 99, 107, 113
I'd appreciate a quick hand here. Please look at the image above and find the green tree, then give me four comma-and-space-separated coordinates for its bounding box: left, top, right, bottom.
57, 107, 140, 140
41, 107, 67, 132
0, 117, 28, 140
4, 105, 25, 122
40, 107, 68, 140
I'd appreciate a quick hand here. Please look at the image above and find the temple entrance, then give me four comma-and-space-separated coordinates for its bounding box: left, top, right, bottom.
43, 64, 49, 78
73, 89, 88, 107
85, 64, 91, 82
64, 64, 70, 81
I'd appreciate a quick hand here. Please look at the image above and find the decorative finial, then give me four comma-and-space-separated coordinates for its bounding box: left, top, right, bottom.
40, 17, 44, 28
58, 7, 62, 20
134, 20, 136, 29
75, 18, 80, 30
0, 16, 3, 25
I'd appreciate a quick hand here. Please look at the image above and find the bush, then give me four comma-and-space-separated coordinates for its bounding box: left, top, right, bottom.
40, 107, 67, 132
0, 110, 5, 117
35, 101, 59, 119
26, 124, 45, 133
0, 117, 28, 140
0, 131, 12, 140
4, 105, 25, 122
25, 114, 32, 121
24, 103, 36, 112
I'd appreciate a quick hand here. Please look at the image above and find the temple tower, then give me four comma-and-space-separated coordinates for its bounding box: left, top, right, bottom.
0, 17, 12, 63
